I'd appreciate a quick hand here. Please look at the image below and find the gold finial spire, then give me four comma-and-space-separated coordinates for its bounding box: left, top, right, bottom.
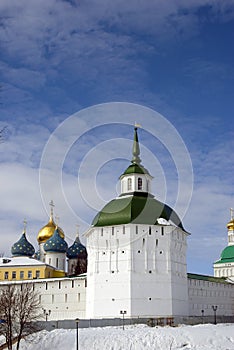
55, 214, 60, 226
76, 224, 80, 238
134, 122, 142, 128
230, 208, 234, 220
227, 208, 234, 231
23, 218, 27, 233
49, 200, 55, 219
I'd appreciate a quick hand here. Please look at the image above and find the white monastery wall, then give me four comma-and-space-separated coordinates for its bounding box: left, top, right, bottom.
188, 277, 234, 317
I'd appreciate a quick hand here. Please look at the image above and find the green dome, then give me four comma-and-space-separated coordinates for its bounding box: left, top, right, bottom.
92, 193, 185, 230
214, 245, 234, 264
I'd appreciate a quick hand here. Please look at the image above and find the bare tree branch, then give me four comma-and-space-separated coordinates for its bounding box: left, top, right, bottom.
0, 284, 42, 350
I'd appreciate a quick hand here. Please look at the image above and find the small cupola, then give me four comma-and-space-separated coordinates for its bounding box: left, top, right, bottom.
119, 126, 153, 196
44, 227, 68, 253
11, 220, 35, 257
67, 232, 87, 259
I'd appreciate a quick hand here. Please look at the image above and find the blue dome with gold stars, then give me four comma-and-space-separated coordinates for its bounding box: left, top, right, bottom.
11, 232, 35, 257
44, 228, 68, 253
67, 235, 87, 259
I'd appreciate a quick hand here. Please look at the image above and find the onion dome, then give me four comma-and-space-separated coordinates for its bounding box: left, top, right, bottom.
37, 201, 65, 243
227, 209, 234, 231
11, 231, 35, 257
214, 246, 234, 264
227, 219, 234, 231
44, 227, 68, 253
67, 234, 87, 259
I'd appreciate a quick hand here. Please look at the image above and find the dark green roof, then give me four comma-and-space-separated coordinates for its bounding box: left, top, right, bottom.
92, 194, 184, 230
214, 245, 234, 264
120, 163, 150, 177
187, 273, 228, 284
11, 232, 35, 257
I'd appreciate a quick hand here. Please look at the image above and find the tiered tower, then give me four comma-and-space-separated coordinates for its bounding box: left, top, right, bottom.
86, 127, 189, 319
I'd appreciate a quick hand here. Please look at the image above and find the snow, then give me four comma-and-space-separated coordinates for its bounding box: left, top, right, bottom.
16, 323, 234, 350
0, 256, 45, 267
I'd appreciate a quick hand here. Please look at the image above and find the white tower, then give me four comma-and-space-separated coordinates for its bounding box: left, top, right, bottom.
86, 127, 189, 319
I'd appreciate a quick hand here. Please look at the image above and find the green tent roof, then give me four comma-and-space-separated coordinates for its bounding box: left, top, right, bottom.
214, 245, 234, 264
120, 163, 150, 177
92, 194, 185, 230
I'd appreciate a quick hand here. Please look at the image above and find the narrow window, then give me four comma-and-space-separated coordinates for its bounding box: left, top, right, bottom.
123, 226, 125, 234
12, 271, 16, 279
138, 177, 142, 190
52, 294, 54, 303
136, 225, 138, 234
4, 271, 8, 280
36, 270, 40, 279
65, 294, 67, 303
127, 178, 132, 191
56, 258, 59, 268
72, 280, 74, 288
46, 282, 48, 290
143, 238, 145, 247
149, 226, 151, 235
59, 281, 61, 289
155, 239, 158, 247
20, 271, 24, 279
112, 227, 114, 235
28, 271, 32, 279
101, 228, 104, 236
161, 227, 164, 236
78, 293, 80, 302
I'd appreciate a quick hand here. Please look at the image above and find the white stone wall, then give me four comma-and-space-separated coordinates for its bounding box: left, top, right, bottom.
120, 174, 152, 194
0, 276, 87, 321
214, 262, 234, 279
86, 223, 189, 319
45, 252, 66, 271
188, 277, 234, 317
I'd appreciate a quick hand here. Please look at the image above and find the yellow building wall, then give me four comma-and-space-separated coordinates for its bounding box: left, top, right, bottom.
0, 265, 66, 281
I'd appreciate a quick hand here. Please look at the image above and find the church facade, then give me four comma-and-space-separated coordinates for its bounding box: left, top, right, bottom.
0, 127, 233, 322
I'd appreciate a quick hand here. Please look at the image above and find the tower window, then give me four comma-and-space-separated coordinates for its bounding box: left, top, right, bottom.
127, 178, 132, 191
149, 226, 151, 235
161, 227, 164, 236
138, 177, 143, 190
56, 258, 59, 268
136, 226, 138, 234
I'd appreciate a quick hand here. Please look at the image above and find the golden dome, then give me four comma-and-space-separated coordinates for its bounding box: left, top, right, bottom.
227, 219, 234, 231
37, 216, 65, 244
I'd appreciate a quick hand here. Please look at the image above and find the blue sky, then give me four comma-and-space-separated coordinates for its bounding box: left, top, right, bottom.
0, 0, 233, 275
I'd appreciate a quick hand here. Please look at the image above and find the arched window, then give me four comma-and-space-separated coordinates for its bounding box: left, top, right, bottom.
127, 178, 132, 191
138, 177, 142, 190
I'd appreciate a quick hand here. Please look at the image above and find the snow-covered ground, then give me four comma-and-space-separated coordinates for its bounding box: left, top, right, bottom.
16, 323, 234, 350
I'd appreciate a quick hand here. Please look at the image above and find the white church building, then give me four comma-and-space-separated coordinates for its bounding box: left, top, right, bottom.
0, 127, 234, 323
